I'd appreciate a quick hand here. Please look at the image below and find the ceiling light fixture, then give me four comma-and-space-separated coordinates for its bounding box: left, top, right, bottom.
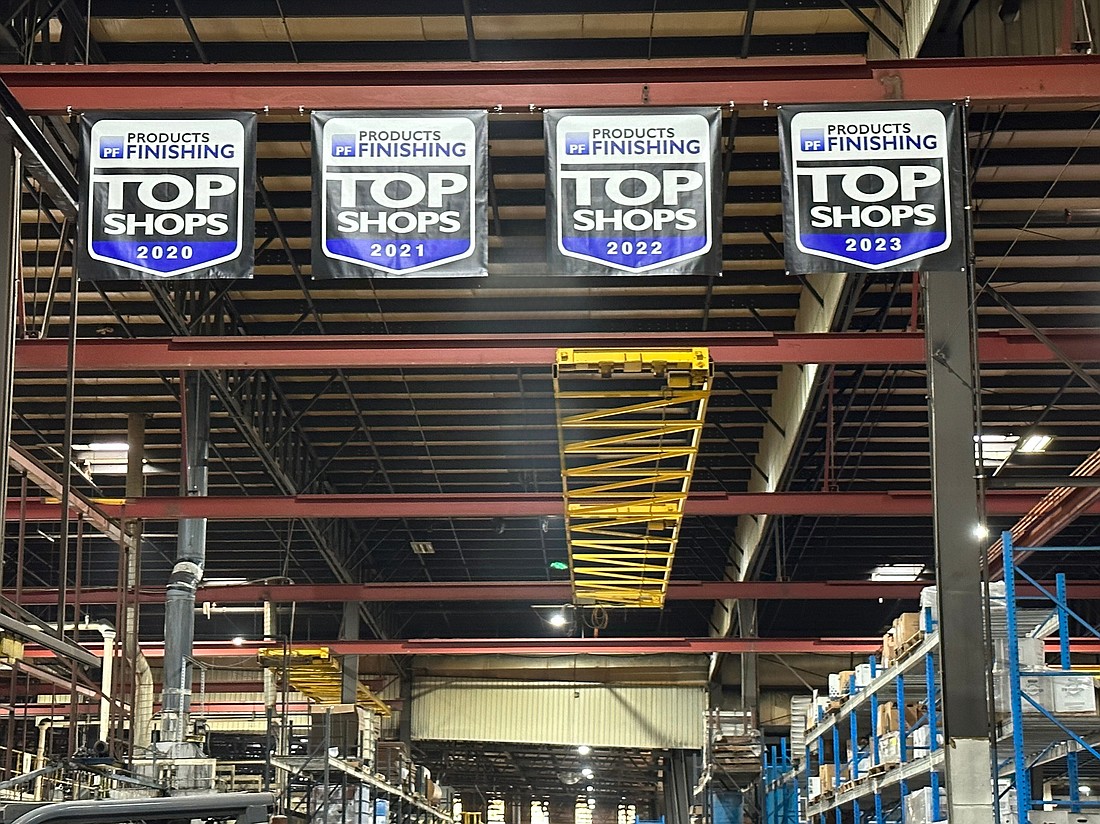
974, 434, 1018, 468
231, 636, 245, 647
577, 744, 591, 756
1018, 434, 1053, 454
870, 564, 925, 582
973, 524, 990, 539
581, 768, 593, 779
549, 613, 568, 628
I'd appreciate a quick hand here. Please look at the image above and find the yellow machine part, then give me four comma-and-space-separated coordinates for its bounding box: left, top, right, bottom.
554, 348, 712, 608
257, 646, 391, 717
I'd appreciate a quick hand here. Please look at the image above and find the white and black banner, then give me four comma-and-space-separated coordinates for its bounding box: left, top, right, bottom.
77, 112, 256, 280
312, 110, 487, 278
546, 108, 721, 276
778, 103, 966, 274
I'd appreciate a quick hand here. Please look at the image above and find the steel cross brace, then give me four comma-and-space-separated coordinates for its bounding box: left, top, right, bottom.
141, 282, 394, 646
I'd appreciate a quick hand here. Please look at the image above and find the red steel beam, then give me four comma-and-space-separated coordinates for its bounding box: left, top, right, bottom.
8, 490, 1097, 522
11, 578, 1100, 606
12, 330, 1097, 372
21, 636, 1100, 658
4, 56, 1100, 112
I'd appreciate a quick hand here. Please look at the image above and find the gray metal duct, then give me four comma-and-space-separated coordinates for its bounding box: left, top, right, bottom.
160, 372, 210, 743
6, 791, 273, 824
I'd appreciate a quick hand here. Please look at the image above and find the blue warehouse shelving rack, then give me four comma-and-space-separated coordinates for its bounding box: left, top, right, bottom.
1001, 531, 1100, 824
801, 614, 944, 824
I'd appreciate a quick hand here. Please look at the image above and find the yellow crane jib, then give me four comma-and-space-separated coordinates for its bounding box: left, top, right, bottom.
257, 646, 391, 717
553, 348, 712, 609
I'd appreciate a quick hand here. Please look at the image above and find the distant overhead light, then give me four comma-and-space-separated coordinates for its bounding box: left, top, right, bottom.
974, 434, 1018, 468
550, 561, 568, 571
549, 613, 568, 628
577, 744, 591, 756
73, 441, 129, 452
231, 636, 245, 647
870, 564, 925, 582
1081, 786, 1092, 796
410, 541, 435, 555
586, 786, 594, 793
581, 768, 594, 779
1018, 434, 1053, 454
973, 524, 990, 539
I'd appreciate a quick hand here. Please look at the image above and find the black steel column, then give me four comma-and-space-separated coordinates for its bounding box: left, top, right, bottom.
0, 131, 15, 588
924, 269, 993, 824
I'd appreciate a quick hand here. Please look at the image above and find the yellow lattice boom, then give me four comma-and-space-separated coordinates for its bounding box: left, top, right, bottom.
554, 348, 712, 608
257, 646, 391, 716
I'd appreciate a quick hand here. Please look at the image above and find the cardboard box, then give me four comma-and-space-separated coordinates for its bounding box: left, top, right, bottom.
881, 633, 896, 668
905, 786, 948, 824
1053, 675, 1098, 714
837, 670, 857, 695
855, 663, 873, 688
819, 764, 837, 789
877, 702, 920, 734
878, 731, 901, 765
894, 612, 922, 646
1020, 674, 1053, 713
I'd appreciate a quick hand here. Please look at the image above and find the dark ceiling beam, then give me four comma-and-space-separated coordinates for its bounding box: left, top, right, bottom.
5, 55, 1100, 112
13, 578, 1100, 606
8, 490, 1095, 521
13, 330, 1098, 372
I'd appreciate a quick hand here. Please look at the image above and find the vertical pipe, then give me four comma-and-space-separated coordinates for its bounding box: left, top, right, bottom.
55, 260, 79, 636
161, 372, 210, 742
122, 411, 144, 757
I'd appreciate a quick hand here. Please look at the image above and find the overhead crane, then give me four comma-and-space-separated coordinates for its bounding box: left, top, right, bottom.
554, 348, 712, 608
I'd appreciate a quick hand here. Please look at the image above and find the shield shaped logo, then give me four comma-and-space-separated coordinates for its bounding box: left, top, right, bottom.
552, 112, 714, 274
319, 115, 478, 276
84, 117, 248, 278
789, 108, 953, 270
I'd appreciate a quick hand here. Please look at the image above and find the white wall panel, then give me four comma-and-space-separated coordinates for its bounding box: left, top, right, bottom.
412, 678, 705, 749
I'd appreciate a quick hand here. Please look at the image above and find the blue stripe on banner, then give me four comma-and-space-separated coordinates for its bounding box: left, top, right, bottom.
91, 241, 238, 273
561, 235, 708, 269
325, 238, 472, 271
798, 232, 947, 266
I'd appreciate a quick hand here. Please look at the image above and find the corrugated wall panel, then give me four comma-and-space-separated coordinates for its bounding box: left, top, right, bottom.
411, 678, 705, 749
904, 0, 941, 56
964, 0, 1098, 55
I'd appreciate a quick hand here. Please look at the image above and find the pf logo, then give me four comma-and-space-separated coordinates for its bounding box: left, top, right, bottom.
784, 106, 961, 272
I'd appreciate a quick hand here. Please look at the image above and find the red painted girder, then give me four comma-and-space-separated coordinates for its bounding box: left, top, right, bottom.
21, 636, 1100, 658
4, 56, 1100, 111
13, 330, 1097, 372
11, 578, 1100, 606
7, 491, 1095, 522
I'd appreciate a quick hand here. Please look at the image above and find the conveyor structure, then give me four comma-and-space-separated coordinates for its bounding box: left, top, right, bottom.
554, 348, 712, 608
257, 646, 390, 716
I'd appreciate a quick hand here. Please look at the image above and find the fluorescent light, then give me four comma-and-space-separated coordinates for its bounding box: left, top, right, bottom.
577, 745, 591, 756
73, 442, 129, 452
549, 613, 568, 628
870, 564, 925, 582
974, 434, 1018, 468
1018, 434, 1052, 454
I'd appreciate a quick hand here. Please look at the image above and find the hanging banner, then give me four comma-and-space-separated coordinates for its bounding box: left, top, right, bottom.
77, 112, 256, 280
312, 111, 488, 278
778, 102, 966, 274
546, 107, 721, 276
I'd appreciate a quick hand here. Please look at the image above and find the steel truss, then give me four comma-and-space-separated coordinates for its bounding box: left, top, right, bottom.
555, 348, 712, 607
